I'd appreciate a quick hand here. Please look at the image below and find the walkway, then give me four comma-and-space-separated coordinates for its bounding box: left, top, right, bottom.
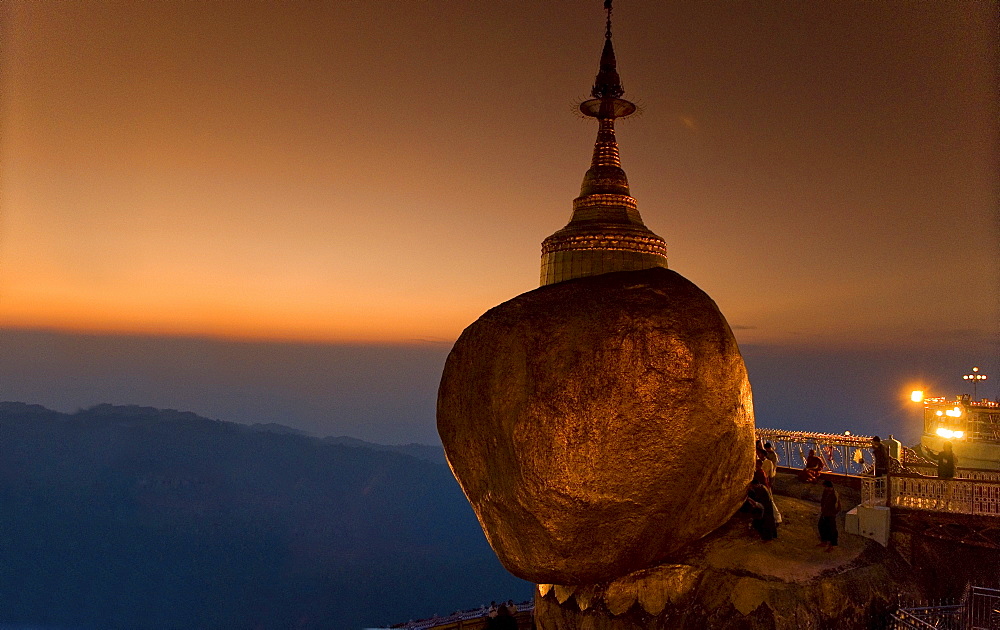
757, 428, 1000, 519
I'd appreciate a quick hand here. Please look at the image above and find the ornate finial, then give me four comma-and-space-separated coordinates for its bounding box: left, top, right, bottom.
605, 0, 613, 40
578, 0, 635, 194
582, 0, 633, 116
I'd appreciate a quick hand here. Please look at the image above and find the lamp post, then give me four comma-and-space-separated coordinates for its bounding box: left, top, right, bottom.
963, 367, 987, 400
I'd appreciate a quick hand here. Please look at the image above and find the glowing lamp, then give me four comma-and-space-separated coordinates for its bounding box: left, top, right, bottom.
910, 390, 924, 403
963, 367, 988, 399
935, 410, 944, 416
963, 367, 986, 381
945, 406, 962, 418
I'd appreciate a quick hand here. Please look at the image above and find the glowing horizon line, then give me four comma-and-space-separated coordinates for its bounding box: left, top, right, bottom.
0, 322, 458, 347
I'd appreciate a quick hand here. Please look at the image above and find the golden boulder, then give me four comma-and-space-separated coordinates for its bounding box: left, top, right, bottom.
437, 267, 755, 585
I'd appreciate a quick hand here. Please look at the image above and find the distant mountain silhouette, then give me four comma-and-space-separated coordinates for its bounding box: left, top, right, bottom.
323, 435, 447, 465
247, 420, 448, 465
250, 421, 314, 437
0, 402, 528, 629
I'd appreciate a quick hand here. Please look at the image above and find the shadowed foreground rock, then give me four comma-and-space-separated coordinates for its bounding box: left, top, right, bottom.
533, 494, 921, 629
438, 267, 755, 584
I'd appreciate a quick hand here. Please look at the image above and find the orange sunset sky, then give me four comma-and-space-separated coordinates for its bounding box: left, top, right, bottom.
2, 0, 997, 348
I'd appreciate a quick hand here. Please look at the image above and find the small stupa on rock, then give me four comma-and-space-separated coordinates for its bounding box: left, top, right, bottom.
540, 2, 667, 286
438, 0, 755, 586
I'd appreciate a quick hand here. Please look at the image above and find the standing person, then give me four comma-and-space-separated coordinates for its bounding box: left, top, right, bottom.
818, 480, 841, 552
872, 436, 889, 477
761, 454, 777, 490
752, 458, 768, 486
927, 441, 957, 509
929, 441, 957, 479
764, 442, 779, 466
494, 603, 518, 630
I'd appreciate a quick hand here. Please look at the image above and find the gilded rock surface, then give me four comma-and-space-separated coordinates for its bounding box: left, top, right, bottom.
437, 267, 755, 584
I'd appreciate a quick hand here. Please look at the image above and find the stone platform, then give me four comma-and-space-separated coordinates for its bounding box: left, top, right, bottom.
534, 481, 920, 629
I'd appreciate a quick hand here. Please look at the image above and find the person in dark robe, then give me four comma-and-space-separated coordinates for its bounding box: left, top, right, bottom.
872, 436, 889, 477
493, 603, 519, 630
927, 441, 958, 509
818, 479, 841, 551
927, 441, 957, 479
801, 449, 824, 482
747, 480, 778, 541
752, 458, 768, 486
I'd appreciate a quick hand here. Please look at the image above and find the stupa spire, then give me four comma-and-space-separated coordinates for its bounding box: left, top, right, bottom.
591, 1, 625, 101
540, 0, 668, 286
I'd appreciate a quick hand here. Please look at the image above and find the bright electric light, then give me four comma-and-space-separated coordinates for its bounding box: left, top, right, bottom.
936, 410, 944, 416
911, 390, 924, 403
936, 427, 954, 438
954, 431, 965, 439
945, 406, 962, 418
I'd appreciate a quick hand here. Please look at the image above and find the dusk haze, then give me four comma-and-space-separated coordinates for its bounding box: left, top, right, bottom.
2, 1, 995, 444
0, 1, 997, 627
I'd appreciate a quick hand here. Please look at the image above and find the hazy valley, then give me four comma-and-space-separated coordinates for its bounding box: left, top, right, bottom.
0, 402, 530, 629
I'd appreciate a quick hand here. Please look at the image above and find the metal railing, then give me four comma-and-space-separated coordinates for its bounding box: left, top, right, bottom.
756, 428, 878, 476
889, 605, 964, 629
888, 586, 1000, 630
760, 428, 1000, 516
965, 586, 1000, 630
905, 464, 1000, 483
862, 475, 889, 507
889, 476, 1000, 517
865, 473, 1000, 516
389, 602, 534, 630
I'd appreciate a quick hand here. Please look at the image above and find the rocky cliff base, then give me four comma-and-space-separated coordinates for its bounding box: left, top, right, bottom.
534, 493, 920, 629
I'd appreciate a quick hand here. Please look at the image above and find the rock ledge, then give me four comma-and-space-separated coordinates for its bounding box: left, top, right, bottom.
534, 493, 920, 629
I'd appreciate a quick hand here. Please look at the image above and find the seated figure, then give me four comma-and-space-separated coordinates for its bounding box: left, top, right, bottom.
801, 449, 824, 483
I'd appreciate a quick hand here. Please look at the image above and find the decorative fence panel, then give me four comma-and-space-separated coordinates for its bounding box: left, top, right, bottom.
756, 428, 875, 476
888, 606, 964, 630
888, 587, 1000, 630
862, 476, 888, 507
965, 586, 1000, 630
889, 476, 1000, 517
390, 604, 534, 630
906, 464, 1000, 483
